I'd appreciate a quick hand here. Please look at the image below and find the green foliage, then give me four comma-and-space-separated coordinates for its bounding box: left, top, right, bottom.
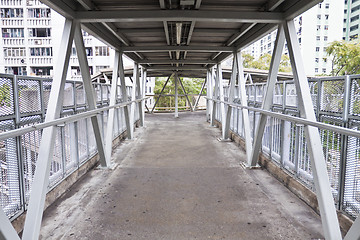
326, 40, 360, 76
241, 53, 292, 73
154, 76, 205, 108
0, 84, 11, 107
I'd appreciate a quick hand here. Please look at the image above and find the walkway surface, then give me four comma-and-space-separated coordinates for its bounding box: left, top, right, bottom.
40, 111, 324, 239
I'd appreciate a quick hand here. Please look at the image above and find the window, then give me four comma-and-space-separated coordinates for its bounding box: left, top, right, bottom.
322, 68, 326, 73
350, 24, 359, 32
298, 37, 301, 43
324, 25, 328, 30
2, 28, 24, 38
316, 36, 321, 41
315, 68, 319, 73
325, 3, 329, 9
0, 8, 23, 18
71, 47, 76, 56
350, 34, 358, 40
318, 3, 322, 8
317, 25, 321, 31
95, 46, 109, 56
27, 8, 51, 18
317, 14, 321, 20
315, 58, 319, 63
325, 15, 329, 20
85, 47, 92, 56
4, 47, 26, 57
28, 28, 51, 37
5, 67, 26, 75
324, 36, 328, 41
352, 5, 360, 13
323, 47, 327, 52
351, 15, 359, 22
31, 67, 53, 76
316, 47, 320, 52
323, 58, 327, 63
30, 47, 52, 56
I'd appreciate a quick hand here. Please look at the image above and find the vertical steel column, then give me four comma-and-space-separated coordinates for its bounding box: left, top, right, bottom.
249, 24, 285, 167
206, 69, 212, 121
222, 54, 237, 140
0, 206, 20, 240
174, 72, 179, 118
104, 51, 120, 166
22, 19, 75, 240
236, 51, 253, 163
211, 67, 217, 126
73, 21, 108, 167
118, 52, 132, 139
139, 68, 146, 126
130, 62, 138, 132
284, 20, 341, 240
218, 64, 226, 131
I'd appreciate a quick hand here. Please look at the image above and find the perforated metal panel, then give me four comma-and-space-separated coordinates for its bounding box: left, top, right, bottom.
320, 80, 345, 113
18, 79, 41, 114
350, 78, 360, 116
0, 75, 15, 117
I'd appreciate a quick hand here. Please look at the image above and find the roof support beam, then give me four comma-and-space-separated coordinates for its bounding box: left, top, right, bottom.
147, 66, 207, 71
120, 46, 235, 52
267, 0, 286, 11
77, 10, 283, 23
138, 60, 216, 64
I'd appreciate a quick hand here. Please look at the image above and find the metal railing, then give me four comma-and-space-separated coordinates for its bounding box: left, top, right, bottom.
0, 73, 140, 220
214, 75, 360, 219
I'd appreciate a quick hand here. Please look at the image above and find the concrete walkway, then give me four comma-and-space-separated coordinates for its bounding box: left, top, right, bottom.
40, 111, 324, 239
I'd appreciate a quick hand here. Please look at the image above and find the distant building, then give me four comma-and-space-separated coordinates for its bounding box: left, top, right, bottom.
343, 0, 360, 41
0, 0, 116, 79
243, 0, 344, 76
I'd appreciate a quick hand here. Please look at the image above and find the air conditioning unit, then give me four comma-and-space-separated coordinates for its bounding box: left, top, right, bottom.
34, 40, 42, 45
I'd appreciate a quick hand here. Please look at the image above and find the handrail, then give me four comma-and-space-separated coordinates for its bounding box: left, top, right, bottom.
0, 97, 147, 141
207, 97, 360, 139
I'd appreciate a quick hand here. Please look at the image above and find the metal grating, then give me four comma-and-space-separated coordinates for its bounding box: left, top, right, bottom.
18, 79, 41, 114
350, 78, 360, 116
320, 80, 345, 113
63, 82, 75, 107
0, 76, 14, 117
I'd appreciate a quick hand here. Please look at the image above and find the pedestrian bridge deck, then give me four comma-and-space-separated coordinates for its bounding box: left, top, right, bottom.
40, 112, 324, 239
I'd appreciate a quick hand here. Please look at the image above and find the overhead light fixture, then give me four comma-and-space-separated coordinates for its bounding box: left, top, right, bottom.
176, 22, 182, 45
180, 0, 195, 5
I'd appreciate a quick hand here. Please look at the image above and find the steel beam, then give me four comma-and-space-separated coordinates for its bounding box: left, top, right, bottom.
250, 24, 285, 167
236, 51, 253, 163
344, 215, 360, 240
217, 64, 226, 134
0, 206, 20, 240
104, 51, 120, 166
146, 66, 208, 71
77, 10, 283, 23
22, 19, 75, 240
120, 45, 235, 53
151, 74, 173, 113
140, 68, 147, 126
74, 21, 108, 166
211, 67, 217, 126
177, 76, 193, 112
222, 54, 237, 140
284, 19, 342, 240
119, 53, 132, 139
137, 67, 145, 126
226, 23, 256, 46
175, 73, 179, 118
129, 62, 139, 138
138, 59, 217, 64
193, 77, 206, 111
283, 0, 322, 20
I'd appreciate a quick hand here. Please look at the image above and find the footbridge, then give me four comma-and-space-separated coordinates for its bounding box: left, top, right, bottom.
0, 0, 360, 239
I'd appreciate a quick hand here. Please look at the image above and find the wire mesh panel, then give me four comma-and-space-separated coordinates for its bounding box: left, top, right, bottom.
87, 118, 97, 156
285, 83, 297, 107
320, 80, 345, 113
350, 77, 360, 116
308, 80, 318, 109
255, 84, 265, 104
18, 78, 41, 114
77, 118, 88, 163
262, 117, 271, 155
0, 75, 15, 117
271, 115, 282, 161
76, 83, 86, 106
20, 116, 42, 205
0, 120, 21, 218
320, 116, 343, 200
343, 120, 360, 218
42, 80, 52, 110
273, 82, 283, 105
63, 82, 74, 108
48, 128, 63, 187
64, 122, 77, 175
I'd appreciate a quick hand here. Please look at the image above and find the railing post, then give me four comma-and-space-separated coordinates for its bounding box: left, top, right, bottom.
218, 63, 226, 128
338, 75, 351, 210
211, 67, 217, 126
174, 72, 179, 118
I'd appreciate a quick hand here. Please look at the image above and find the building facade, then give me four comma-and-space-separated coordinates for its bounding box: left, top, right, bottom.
243, 0, 344, 76
343, 0, 360, 41
0, 0, 114, 79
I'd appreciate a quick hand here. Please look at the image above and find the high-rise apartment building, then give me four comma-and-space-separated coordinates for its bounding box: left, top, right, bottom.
0, 0, 114, 79
243, 0, 343, 76
343, 0, 360, 41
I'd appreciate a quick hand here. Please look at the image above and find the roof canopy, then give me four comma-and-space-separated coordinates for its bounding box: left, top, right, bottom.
42, 0, 321, 78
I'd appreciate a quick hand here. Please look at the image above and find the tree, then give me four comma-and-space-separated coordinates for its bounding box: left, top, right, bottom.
326, 40, 360, 76
241, 53, 292, 72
